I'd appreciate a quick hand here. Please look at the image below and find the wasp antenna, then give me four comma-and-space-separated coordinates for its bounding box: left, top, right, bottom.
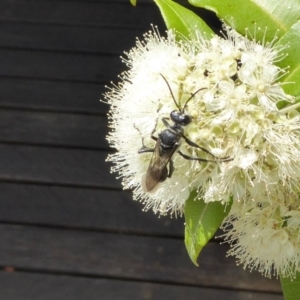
183, 87, 207, 111
159, 73, 181, 111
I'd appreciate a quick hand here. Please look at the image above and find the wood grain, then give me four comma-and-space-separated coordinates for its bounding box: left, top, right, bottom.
0, 1, 165, 29
0, 144, 119, 189
0, 109, 109, 149
0, 78, 107, 114
0, 182, 183, 236
0, 271, 283, 300
0, 49, 122, 83
0, 22, 145, 54
0, 224, 281, 293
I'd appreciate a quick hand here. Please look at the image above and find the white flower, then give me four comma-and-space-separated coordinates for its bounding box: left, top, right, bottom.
104, 25, 299, 218
221, 194, 300, 278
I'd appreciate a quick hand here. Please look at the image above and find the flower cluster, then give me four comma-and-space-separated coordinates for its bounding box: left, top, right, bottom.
221, 192, 300, 278
104, 25, 300, 278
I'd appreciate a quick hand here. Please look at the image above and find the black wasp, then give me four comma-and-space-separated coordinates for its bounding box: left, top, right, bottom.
138, 74, 231, 192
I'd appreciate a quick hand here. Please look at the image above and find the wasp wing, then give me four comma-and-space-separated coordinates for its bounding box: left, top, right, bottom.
144, 141, 178, 192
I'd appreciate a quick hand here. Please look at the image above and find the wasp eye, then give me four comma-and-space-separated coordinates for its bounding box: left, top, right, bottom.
181, 114, 191, 125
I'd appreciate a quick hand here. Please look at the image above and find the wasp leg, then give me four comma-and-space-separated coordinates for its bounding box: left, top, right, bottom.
162, 117, 171, 128
178, 150, 216, 163
134, 123, 158, 153
182, 135, 233, 162
168, 159, 174, 178
181, 134, 217, 158
138, 133, 158, 153
138, 147, 154, 154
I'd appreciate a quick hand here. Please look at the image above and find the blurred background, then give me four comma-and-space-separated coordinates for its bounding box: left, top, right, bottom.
0, 0, 282, 299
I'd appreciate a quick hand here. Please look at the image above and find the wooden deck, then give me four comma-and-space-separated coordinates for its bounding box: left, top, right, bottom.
0, 1, 283, 299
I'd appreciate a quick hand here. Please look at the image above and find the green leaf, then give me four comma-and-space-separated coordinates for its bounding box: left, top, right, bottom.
277, 21, 300, 97
188, 0, 300, 41
184, 191, 232, 266
153, 0, 213, 38
280, 273, 300, 300
130, 0, 137, 6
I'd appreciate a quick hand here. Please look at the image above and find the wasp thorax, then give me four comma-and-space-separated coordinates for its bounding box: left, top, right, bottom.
170, 110, 191, 126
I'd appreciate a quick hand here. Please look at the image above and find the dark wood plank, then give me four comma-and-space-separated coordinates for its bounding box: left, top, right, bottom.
0, 144, 120, 189
0, 109, 108, 149
0, 1, 165, 29
0, 224, 281, 293
0, 78, 106, 114
0, 49, 122, 83
0, 0, 220, 33
0, 271, 283, 300
0, 182, 183, 236
0, 22, 144, 54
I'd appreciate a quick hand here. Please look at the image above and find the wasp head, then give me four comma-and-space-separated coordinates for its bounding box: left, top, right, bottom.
170, 110, 191, 126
